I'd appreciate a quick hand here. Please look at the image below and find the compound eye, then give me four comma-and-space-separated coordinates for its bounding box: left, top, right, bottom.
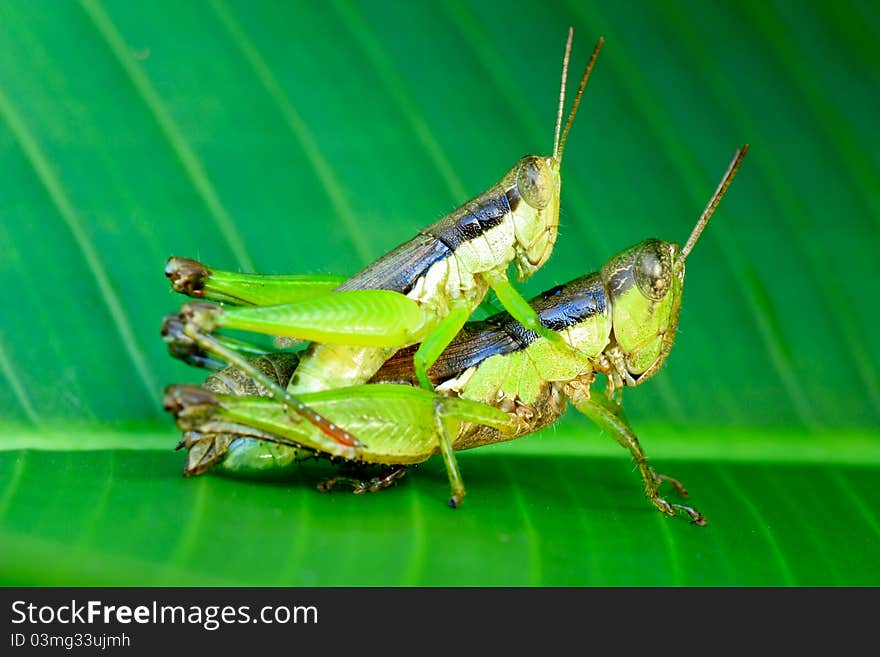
516, 156, 552, 209
635, 241, 672, 301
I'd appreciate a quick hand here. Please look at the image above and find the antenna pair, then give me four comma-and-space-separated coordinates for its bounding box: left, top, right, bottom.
551, 28, 747, 260
553, 30, 604, 163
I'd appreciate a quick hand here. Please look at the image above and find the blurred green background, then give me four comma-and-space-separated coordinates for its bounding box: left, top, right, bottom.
0, 0, 878, 585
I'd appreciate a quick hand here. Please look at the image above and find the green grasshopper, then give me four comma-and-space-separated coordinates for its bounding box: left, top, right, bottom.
162, 31, 604, 450
164, 146, 749, 523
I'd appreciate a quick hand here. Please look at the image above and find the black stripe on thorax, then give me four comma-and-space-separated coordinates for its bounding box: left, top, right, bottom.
483, 272, 608, 346
487, 271, 609, 347
530, 273, 608, 333
425, 191, 511, 250
338, 188, 516, 296
371, 273, 608, 385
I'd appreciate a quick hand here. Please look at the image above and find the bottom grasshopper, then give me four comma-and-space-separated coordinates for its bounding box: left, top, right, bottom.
164, 146, 748, 524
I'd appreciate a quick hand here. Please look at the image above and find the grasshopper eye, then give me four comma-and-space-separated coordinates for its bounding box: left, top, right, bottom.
635, 240, 672, 301
516, 156, 552, 209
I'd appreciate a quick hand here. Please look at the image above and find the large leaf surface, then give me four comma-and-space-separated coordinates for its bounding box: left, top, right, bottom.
0, 0, 878, 585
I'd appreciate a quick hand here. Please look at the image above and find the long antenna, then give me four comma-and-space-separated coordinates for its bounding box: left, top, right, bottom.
680, 144, 750, 263
556, 35, 604, 164
553, 27, 574, 158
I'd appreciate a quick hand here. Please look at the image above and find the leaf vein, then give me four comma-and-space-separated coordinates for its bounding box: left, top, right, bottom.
0, 87, 160, 409
79, 0, 255, 272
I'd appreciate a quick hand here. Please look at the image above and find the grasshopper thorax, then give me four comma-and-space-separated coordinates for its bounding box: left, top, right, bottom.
600, 239, 685, 386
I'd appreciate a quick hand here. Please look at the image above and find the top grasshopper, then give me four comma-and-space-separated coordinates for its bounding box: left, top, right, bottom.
163, 31, 604, 449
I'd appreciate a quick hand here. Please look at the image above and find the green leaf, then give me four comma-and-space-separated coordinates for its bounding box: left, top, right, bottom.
0, 0, 878, 586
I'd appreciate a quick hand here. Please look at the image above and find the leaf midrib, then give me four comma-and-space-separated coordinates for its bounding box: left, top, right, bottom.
1, 423, 878, 466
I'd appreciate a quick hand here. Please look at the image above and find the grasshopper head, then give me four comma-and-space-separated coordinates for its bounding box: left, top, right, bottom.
601, 239, 685, 385
599, 145, 749, 388
507, 154, 562, 280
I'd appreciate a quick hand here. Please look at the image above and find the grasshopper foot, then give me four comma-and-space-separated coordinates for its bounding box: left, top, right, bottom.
448, 492, 465, 509
647, 467, 704, 524
650, 468, 690, 498
652, 496, 707, 526
318, 465, 407, 495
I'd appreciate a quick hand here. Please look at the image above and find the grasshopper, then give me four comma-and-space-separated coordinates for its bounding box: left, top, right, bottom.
162, 30, 603, 450
164, 146, 749, 522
